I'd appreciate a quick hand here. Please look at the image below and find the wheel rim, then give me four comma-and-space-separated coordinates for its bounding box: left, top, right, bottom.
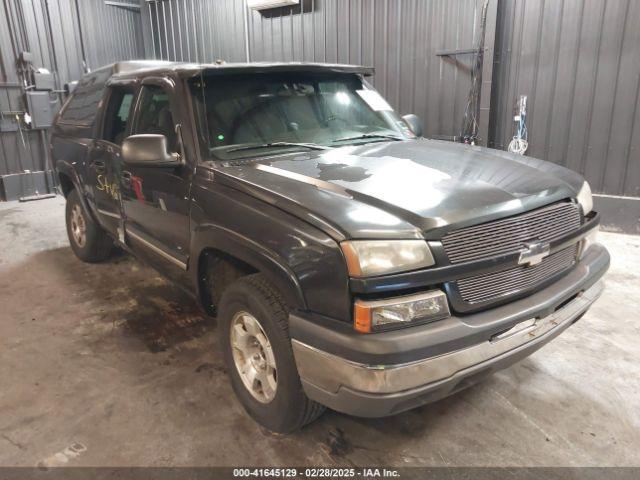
70, 204, 87, 247
230, 311, 277, 403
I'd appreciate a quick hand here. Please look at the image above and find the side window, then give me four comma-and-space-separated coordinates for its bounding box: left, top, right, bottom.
101, 88, 135, 144
60, 69, 110, 126
134, 85, 177, 152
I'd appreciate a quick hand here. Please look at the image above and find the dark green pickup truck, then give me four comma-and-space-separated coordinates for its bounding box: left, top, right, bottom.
52, 61, 608, 432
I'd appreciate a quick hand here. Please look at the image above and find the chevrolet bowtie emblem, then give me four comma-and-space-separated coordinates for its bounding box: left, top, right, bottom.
518, 240, 550, 266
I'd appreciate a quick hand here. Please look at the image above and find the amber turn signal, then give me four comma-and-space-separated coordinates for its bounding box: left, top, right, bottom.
354, 301, 372, 333
353, 290, 450, 333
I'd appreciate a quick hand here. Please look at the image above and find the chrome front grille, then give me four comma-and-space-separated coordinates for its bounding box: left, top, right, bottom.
442, 201, 581, 264
456, 245, 579, 305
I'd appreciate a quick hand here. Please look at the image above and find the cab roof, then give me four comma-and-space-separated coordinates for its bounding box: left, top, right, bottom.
95, 60, 374, 81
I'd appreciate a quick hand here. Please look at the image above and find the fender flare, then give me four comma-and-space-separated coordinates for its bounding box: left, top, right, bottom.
56, 160, 93, 214
190, 223, 307, 311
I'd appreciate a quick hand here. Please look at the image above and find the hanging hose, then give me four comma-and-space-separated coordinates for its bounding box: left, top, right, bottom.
508, 95, 528, 155
460, 0, 490, 145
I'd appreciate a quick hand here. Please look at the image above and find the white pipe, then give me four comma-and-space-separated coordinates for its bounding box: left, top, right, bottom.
242, 0, 251, 62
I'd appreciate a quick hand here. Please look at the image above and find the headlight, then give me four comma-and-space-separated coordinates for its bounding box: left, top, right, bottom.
354, 290, 450, 333
340, 240, 435, 277
577, 181, 593, 215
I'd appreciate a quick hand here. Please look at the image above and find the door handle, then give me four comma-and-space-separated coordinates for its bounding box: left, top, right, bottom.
121, 170, 132, 186
92, 161, 106, 174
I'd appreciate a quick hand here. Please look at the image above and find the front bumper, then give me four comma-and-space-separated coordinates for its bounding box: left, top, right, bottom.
291, 244, 609, 417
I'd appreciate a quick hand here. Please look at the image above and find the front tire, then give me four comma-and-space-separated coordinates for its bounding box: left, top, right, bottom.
219, 274, 325, 432
65, 189, 113, 262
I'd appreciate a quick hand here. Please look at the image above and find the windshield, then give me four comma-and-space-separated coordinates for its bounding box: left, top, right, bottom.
190, 71, 413, 160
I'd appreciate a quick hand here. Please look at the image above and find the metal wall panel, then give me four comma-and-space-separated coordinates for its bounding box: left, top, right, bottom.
0, 0, 52, 178
4, 0, 636, 201
78, 0, 145, 70
490, 0, 640, 197
246, 0, 485, 140
144, 0, 486, 141
144, 0, 247, 62
143, 0, 639, 200
0, 0, 144, 194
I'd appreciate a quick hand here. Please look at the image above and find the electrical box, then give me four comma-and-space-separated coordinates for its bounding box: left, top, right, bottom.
34, 72, 55, 91
26, 91, 54, 129
247, 0, 299, 10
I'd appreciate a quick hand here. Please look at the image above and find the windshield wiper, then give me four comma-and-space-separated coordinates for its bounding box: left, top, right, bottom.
332, 133, 404, 143
225, 141, 330, 153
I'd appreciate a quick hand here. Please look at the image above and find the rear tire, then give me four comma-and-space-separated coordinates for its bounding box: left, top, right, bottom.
218, 273, 325, 433
65, 189, 113, 263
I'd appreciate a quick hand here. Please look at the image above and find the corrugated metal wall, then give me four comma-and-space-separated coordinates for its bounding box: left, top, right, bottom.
490, 0, 640, 198
143, 0, 487, 142
142, 0, 639, 201
0, 0, 144, 196
144, 0, 247, 62
77, 0, 146, 71
3, 0, 637, 204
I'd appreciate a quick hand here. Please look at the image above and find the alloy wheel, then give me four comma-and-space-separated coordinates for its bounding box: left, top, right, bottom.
230, 311, 278, 403
70, 204, 87, 247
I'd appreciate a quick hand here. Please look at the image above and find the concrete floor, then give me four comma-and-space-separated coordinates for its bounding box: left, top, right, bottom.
0, 196, 638, 467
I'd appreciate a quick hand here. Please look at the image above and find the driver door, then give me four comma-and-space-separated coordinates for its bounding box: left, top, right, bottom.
86, 84, 135, 236
120, 78, 192, 279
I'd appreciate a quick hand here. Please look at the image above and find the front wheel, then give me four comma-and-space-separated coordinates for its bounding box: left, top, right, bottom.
65, 189, 113, 262
218, 274, 325, 432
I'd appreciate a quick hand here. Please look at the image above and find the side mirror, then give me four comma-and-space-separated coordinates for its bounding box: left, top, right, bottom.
402, 114, 423, 138
122, 134, 182, 167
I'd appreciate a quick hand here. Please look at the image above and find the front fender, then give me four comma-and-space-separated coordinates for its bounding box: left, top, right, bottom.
189, 178, 352, 321
190, 223, 306, 311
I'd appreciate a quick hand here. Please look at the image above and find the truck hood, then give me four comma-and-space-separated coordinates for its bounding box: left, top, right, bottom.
212, 139, 584, 240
